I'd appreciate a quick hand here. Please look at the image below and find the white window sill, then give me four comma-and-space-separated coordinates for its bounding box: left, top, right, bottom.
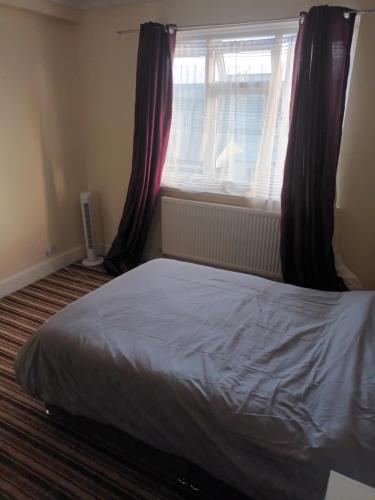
159, 186, 281, 213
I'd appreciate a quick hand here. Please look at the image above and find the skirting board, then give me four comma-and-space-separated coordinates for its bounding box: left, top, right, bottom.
0, 245, 86, 299
97, 243, 160, 264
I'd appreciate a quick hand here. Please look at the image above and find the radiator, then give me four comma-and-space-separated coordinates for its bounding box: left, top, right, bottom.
161, 197, 282, 279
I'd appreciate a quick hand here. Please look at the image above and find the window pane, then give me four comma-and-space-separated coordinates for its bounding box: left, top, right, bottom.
173, 56, 206, 84
162, 23, 298, 208
164, 56, 206, 176
214, 94, 266, 186
215, 48, 272, 81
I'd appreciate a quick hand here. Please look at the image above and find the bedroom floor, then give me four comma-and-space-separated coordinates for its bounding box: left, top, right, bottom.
0, 264, 248, 500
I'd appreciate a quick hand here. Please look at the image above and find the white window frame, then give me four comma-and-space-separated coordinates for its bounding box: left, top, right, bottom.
162, 20, 299, 210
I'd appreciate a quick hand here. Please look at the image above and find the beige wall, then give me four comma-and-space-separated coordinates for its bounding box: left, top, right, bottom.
80, 0, 375, 289
336, 13, 375, 289
0, 5, 85, 281
2, 0, 374, 289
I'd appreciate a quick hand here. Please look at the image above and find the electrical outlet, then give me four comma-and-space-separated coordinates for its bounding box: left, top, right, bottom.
45, 243, 56, 257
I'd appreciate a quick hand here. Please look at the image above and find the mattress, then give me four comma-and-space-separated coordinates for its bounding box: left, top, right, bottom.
15, 259, 375, 500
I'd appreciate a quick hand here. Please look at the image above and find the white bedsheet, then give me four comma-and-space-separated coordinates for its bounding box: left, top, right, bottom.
15, 259, 375, 499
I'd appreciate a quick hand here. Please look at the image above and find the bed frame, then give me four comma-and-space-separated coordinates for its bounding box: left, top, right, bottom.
44, 404, 250, 500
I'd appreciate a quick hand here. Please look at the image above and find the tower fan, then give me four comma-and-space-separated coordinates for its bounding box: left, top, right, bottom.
80, 192, 103, 267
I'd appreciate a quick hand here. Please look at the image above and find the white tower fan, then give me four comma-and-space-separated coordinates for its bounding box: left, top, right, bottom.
80, 192, 103, 267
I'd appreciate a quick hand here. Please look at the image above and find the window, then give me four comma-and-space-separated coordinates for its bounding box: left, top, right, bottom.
161, 21, 298, 210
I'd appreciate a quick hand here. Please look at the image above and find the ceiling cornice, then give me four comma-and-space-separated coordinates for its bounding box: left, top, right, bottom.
47, 0, 149, 10
0, 0, 81, 22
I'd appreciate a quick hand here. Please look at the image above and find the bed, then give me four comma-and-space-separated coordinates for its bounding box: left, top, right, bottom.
15, 258, 375, 500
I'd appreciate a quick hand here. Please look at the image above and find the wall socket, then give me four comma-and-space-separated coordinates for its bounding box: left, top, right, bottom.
45, 243, 56, 257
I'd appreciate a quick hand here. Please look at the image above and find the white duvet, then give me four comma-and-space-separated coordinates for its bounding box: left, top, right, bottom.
15, 259, 375, 499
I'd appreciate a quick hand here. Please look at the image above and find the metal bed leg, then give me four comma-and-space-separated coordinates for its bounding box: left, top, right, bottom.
190, 483, 200, 492
45, 404, 53, 416
177, 462, 201, 493
178, 477, 200, 493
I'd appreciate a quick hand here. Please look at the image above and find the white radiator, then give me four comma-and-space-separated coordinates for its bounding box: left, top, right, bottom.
161, 197, 282, 279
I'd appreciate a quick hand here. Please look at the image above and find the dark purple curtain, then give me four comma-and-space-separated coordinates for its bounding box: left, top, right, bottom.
104, 22, 176, 276
280, 6, 355, 291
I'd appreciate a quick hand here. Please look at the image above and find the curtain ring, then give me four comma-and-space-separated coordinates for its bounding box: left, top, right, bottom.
166, 24, 177, 34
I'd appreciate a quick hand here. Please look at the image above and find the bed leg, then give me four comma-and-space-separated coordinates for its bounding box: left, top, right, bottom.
189, 483, 200, 492
177, 463, 201, 493
178, 477, 200, 493
45, 404, 53, 416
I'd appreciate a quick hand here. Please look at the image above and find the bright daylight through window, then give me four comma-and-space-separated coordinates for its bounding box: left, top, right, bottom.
161, 21, 298, 210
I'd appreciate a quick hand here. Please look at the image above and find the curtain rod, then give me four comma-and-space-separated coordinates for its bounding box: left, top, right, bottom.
116, 9, 375, 35
117, 17, 299, 35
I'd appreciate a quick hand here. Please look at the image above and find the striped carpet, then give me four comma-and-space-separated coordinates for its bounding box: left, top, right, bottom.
0, 264, 247, 500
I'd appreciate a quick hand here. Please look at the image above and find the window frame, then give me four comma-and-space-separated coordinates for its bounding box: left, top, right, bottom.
162, 20, 299, 209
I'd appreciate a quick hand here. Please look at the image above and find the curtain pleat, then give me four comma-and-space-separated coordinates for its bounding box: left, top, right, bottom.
280, 6, 355, 291
104, 22, 176, 276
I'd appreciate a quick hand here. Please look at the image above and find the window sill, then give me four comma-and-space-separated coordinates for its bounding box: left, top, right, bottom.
159, 186, 281, 213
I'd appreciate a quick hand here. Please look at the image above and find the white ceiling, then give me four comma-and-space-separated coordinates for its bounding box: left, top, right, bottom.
47, 0, 151, 9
